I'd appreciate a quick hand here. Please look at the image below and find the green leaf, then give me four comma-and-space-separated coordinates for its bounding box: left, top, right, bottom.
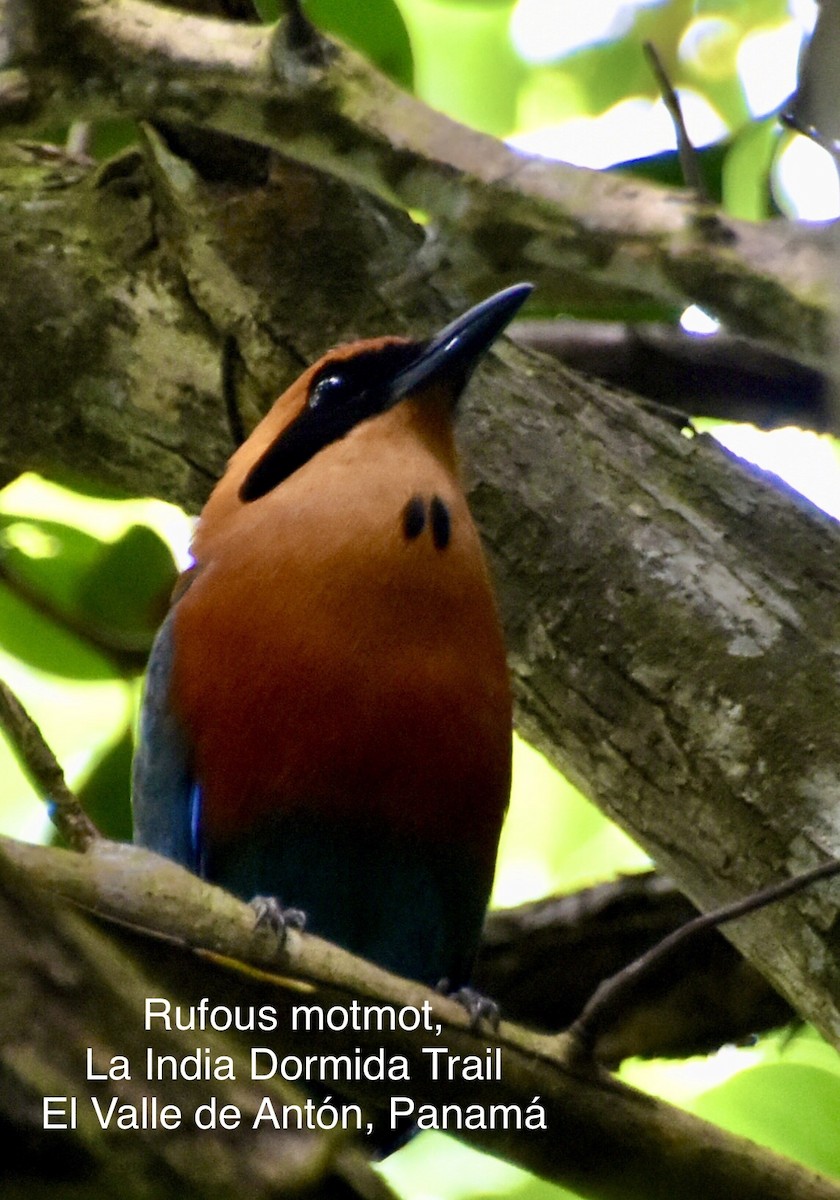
0, 516, 176, 668
722, 117, 781, 219
693, 1063, 840, 1177
76, 523, 177, 650
255, 0, 413, 88
304, 0, 414, 88
0, 515, 103, 612
0, 517, 114, 678
74, 724, 135, 843
400, 0, 524, 134
559, 37, 660, 117
0, 586, 112, 680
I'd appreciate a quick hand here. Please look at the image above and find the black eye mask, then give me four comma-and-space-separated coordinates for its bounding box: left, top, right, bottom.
239, 284, 533, 502
240, 343, 424, 503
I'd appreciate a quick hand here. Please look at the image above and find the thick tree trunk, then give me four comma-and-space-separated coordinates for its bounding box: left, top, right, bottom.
3, 129, 840, 1056
3, 2, 840, 1195
4, 106, 840, 1026
0, 843, 392, 1200
4, 835, 838, 1200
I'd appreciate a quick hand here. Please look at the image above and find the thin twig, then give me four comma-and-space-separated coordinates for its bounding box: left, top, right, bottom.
567, 857, 840, 1059
0, 678, 99, 850
643, 41, 709, 202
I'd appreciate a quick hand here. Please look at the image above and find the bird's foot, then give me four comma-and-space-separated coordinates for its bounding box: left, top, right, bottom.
437, 981, 500, 1031
250, 896, 306, 946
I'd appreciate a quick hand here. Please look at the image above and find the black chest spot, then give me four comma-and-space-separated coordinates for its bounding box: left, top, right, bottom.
400, 494, 452, 551
430, 496, 451, 550
402, 494, 426, 540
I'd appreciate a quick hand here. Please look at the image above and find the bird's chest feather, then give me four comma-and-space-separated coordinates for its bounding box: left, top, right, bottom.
170, 445, 511, 857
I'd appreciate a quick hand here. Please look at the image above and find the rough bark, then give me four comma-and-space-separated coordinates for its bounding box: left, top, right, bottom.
1, 0, 839, 376
3, 1, 840, 1194
0, 133, 433, 500
3, 117, 840, 1056
0, 841, 393, 1200
467, 338, 840, 1048
512, 321, 831, 431
475, 872, 794, 1063
3, 835, 838, 1200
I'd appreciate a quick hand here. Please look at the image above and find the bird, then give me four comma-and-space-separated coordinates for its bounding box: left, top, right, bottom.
133, 284, 531, 993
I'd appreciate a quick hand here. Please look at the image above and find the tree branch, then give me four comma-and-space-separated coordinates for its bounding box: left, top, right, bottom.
4, 835, 838, 1200
0, 838, 394, 1200
567, 860, 840, 1061
475, 873, 794, 1064
0, 678, 99, 849
3, 128, 840, 1064
4, 9, 840, 1192
511, 321, 831, 431
0, 0, 837, 382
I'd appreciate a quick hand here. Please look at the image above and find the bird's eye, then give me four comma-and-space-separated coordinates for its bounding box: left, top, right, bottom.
308, 371, 352, 411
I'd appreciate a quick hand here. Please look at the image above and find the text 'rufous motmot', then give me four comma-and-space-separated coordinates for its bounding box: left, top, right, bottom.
133, 284, 531, 993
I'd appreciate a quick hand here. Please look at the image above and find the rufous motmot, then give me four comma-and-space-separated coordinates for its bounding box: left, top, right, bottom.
133, 284, 531, 992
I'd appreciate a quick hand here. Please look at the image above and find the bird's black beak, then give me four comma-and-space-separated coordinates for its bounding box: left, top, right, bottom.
387, 283, 533, 407
239, 283, 533, 502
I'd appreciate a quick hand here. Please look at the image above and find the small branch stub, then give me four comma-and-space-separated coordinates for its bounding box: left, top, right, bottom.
0, 678, 99, 850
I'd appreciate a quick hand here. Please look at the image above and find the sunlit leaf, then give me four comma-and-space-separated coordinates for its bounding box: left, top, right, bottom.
722, 116, 780, 218
0, 582, 113, 680
304, 0, 414, 88
493, 738, 649, 908
400, 0, 524, 134
77, 523, 177, 649
0, 516, 176, 667
693, 1064, 840, 1178
73, 724, 135, 843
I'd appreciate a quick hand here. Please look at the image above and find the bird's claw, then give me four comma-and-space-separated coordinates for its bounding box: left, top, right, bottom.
438, 981, 500, 1031
250, 896, 306, 945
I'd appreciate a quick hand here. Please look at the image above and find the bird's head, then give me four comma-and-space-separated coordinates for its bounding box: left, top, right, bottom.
189, 285, 531, 563
237, 283, 532, 502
